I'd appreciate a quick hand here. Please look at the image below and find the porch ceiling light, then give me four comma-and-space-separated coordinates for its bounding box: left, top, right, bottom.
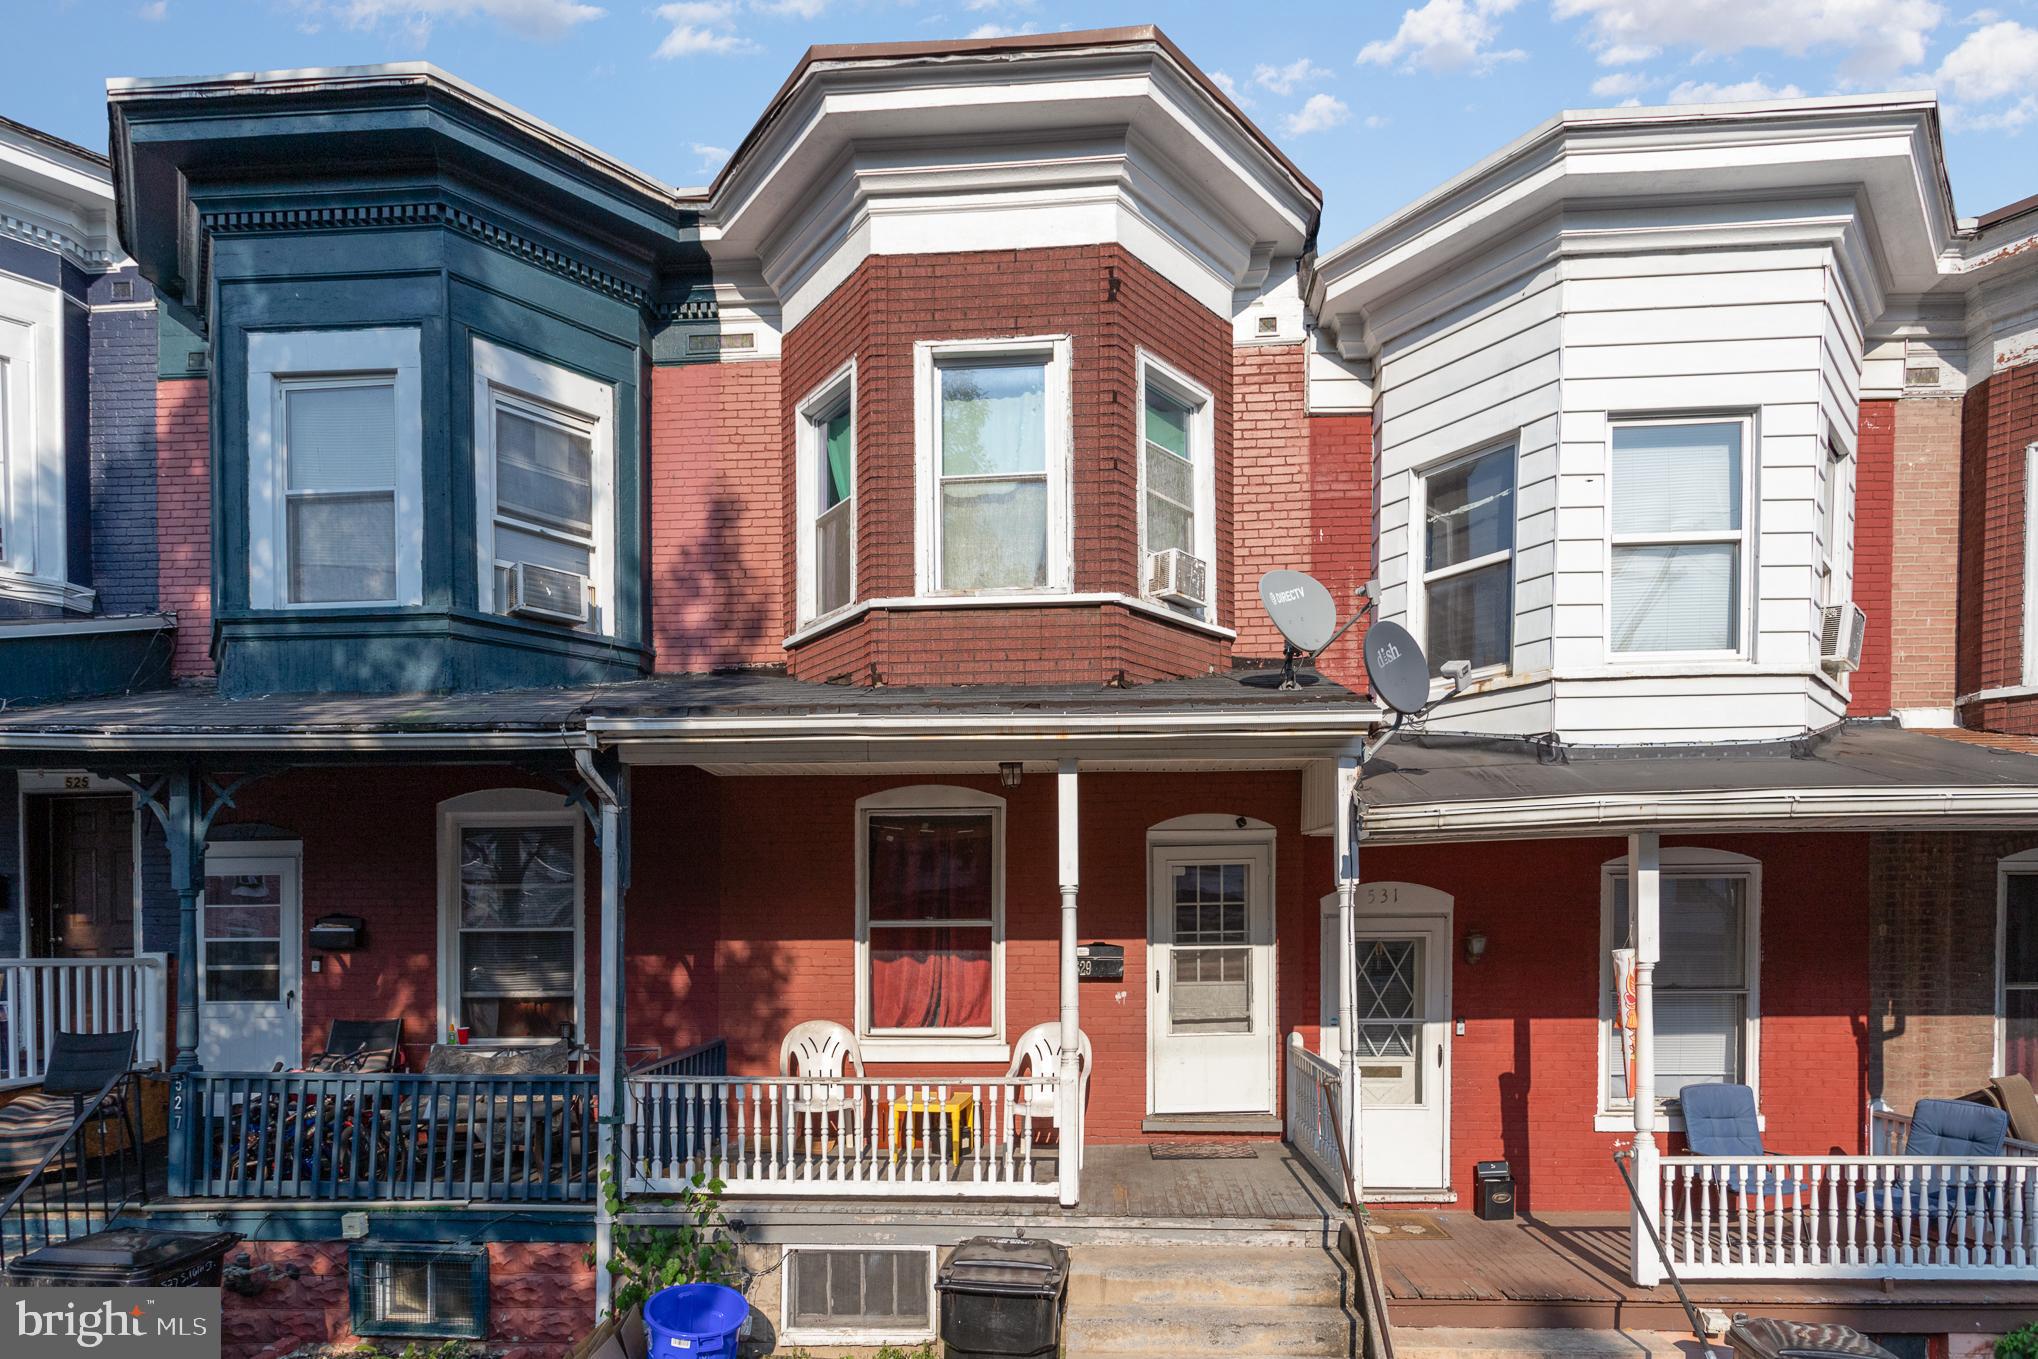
1464, 930, 1488, 965
999, 761, 1024, 788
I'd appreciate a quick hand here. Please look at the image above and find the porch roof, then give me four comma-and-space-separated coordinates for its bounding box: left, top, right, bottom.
1361, 719, 2038, 841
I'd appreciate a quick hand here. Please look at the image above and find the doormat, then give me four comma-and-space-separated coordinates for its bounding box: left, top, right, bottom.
1150, 1142, 1259, 1160
1361, 1212, 1453, 1240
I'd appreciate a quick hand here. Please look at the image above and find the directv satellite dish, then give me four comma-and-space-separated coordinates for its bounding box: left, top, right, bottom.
1364, 620, 1431, 716
1260, 571, 1338, 653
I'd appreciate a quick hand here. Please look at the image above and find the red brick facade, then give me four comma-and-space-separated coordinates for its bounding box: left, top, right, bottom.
1308, 410, 1374, 690
156, 377, 212, 677
1231, 344, 1309, 661
1849, 399, 1895, 715
1959, 359, 2038, 731
1890, 396, 1964, 714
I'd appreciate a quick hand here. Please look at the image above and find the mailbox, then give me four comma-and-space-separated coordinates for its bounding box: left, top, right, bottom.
1075, 942, 1124, 982
308, 914, 366, 951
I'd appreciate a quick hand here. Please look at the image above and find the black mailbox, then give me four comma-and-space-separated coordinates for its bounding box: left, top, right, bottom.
308, 914, 366, 951
1075, 942, 1124, 982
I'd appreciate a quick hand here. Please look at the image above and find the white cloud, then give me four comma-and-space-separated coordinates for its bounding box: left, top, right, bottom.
1253, 57, 1331, 95
1666, 78, 1806, 102
1929, 19, 2038, 131
655, 0, 757, 57
754, 0, 827, 16
1589, 71, 1649, 97
1363, 113, 1391, 128
1210, 71, 1255, 109
966, 22, 1037, 38
1357, 0, 1525, 75
1551, 0, 1945, 83
1284, 92, 1352, 135
327, 0, 604, 41
138, 1, 168, 18
691, 142, 732, 173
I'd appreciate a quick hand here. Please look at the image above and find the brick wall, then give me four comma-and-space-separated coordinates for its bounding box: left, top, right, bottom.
1870, 830, 2038, 1112
1308, 410, 1374, 689
1232, 343, 1310, 662
155, 378, 211, 676
1849, 399, 1895, 715
1890, 396, 1963, 714
787, 600, 1224, 686
86, 291, 158, 615
648, 359, 784, 671
222, 1240, 591, 1359
1958, 359, 2038, 731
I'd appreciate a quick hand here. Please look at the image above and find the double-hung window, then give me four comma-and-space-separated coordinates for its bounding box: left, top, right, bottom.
440, 791, 583, 1044
1601, 852, 1759, 1116
797, 364, 856, 624
1139, 353, 1215, 615
473, 338, 614, 632
857, 787, 1005, 1058
1817, 424, 1849, 606
246, 329, 424, 610
1610, 418, 1748, 654
915, 337, 1071, 596
2000, 854, 2038, 1082
1420, 445, 1515, 674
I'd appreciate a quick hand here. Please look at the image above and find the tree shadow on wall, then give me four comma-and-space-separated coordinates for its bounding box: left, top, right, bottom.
655, 494, 774, 673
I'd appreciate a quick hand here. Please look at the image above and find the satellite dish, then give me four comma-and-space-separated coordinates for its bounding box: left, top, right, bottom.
1364, 620, 1430, 715
1259, 571, 1338, 654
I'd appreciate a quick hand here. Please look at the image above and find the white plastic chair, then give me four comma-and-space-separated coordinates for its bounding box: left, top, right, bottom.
1006, 1022, 1092, 1166
778, 1020, 864, 1119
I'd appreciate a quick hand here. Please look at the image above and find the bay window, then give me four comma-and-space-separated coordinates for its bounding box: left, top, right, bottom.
438, 790, 582, 1044
1419, 444, 1515, 674
914, 337, 1071, 596
797, 363, 856, 624
1609, 417, 1748, 655
856, 787, 1005, 1058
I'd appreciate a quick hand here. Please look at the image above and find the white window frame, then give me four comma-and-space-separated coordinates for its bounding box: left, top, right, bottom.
1136, 349, 1216, 617
1605, 413, 1756, 662
435, 788, 585, 1048
795, 360, 857, 627
1410, 440, 1517, 680
912, 335, 1073, 598
472, 337, 616, 633
247, 328, 424, 611
1817, 424, 1851, 607
778, 1244, 938, 1347
1997, 849, 2038, 1079
2024, 445, 2038, 687
1594, 847, 1762, 1132
0, 273, 90, 612
854, 785, 1008, 1063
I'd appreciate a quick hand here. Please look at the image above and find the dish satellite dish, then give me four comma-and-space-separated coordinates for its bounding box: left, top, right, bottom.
1363, 620, 1430, 716
1258, 569, 1435, 712
1260, 570, 1338, 654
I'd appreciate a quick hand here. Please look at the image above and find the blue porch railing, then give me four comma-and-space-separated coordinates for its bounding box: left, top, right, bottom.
173, 1071, 598, 1203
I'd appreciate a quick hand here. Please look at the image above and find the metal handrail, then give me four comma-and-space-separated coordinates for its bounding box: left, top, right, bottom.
1321, 1094, 1396, 1359
1614, 1146, 1723, 1359
0, 1068, 148, 1270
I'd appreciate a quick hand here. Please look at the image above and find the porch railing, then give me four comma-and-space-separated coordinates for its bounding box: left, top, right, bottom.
1871, 1106, 2038, 1158
1284, 1033, 1346, 1202
622, 1073, 1061, 1198
1, 957, 167, 1090
1658, 1154, 2038, 1279
175, 1071, 598, 1203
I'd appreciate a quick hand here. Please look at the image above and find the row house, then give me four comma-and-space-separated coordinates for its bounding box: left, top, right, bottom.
0, 24, 2036, 1357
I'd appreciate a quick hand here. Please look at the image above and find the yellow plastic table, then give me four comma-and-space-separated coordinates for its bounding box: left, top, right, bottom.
889, 1091, 975, 1164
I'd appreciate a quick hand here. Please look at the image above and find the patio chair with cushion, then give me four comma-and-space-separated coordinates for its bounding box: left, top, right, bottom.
1857, 1096, 2009, 1214
0, 1030, 139, 1181
1007, 1022, 1092, 1166
306, 1019, 405, 1073
1679, 1082, 1799, 1198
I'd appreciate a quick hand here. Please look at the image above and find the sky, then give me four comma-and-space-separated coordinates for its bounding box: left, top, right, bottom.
13, 0, 2038, 250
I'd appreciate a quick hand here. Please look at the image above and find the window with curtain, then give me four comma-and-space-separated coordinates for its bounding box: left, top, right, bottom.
1143, 382, 1197, 559
810, 393, 854, 618
2003, 872, 2038, 1082
864, 812, 997, 1034
1610, 419, 1746, 653
1604, 867, 1754, 1109
282, 379, 399, 604
1422, 445, 1515, 674
936, 360, 1049, 592
456, 822, 579, 1041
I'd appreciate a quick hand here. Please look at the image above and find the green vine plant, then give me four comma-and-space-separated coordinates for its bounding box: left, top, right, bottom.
1999, 1322, 2038, 1359
596, 1158, 741, 1318
349, 1342, 475, 1359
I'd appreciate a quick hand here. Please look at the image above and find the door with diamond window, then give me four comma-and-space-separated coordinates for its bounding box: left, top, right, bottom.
1148, 845, 1276, 1115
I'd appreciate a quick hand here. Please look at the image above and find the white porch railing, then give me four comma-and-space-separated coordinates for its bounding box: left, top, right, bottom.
0, 956, 167, 1089
621, 1075, 1060, 1198
1658, 1154, 2038, 1279
1284, 1033, 1346, 1201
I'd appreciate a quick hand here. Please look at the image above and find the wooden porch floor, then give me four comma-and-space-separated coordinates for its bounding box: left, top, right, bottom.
1372, 1211, 2038, 1332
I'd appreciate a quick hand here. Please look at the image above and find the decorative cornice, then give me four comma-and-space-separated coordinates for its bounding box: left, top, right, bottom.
0, 211, 115, 272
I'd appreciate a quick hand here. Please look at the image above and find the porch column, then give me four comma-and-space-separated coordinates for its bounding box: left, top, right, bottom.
580, 750, 630, 1321
1333, 756, 1361, 1191
1056, 758, 1081, 1208
162, 768, 205, 1075
1628, 830, 1663, 1287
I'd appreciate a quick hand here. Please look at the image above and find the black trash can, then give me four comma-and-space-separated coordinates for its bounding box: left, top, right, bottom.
1473, 1159, 1515, 1220
1725, 1315, 1899, 1359
935, 1236, 1069, 1359
4, 1227, 243, 1288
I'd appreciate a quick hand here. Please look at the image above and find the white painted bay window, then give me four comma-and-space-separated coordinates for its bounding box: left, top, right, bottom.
796, 363, 856, 623
438, 790, 583, 1044
247, 328, 423, 610
473, 338, 615, 632
0, 272, 88, 610
1609, 417, 1748, 655
914, 337, 1071, 596
1139, 352, 1215, 615
1419, 444, 1515, 674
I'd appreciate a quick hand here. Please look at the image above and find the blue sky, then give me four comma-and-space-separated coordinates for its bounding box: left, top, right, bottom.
14, 0, 2038, 249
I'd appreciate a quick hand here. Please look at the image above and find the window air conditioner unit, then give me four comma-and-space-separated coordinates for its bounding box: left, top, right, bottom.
1146, 549, 1208, 608
505, 562, 590, 626
1819, 601, 1868, 673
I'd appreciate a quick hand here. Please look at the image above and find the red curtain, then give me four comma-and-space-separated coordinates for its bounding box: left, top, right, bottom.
868, 815, 994, 1030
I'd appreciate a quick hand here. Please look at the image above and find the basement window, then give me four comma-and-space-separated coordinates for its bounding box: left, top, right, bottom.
781, 1246, 934, 1345
349, 1245, 488, 1340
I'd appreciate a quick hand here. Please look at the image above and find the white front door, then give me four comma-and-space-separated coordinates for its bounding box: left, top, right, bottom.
1149, 845, 1276, 1115
1321, 884, 1452, 1191
198, 848, 302, 1073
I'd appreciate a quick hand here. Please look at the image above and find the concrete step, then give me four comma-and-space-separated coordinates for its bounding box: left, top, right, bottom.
1062, 1305, 1359, 1356
1062, 1243, 1360, 1356
1392, 1326, 1707, 1358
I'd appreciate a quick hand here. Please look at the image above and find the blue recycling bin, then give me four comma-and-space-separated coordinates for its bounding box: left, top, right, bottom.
643, 1283, 748, 1357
